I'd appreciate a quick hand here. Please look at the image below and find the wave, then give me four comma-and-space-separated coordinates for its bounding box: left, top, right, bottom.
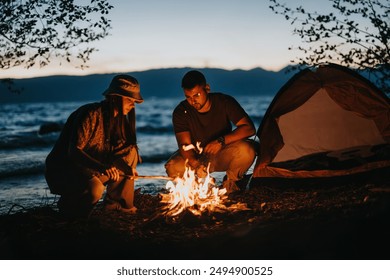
0, 123, 173, 150
140, 153, 171, 163
0, 157, 170, 180
0, 163, 45, 179
37, 122, 174, 135
0, 131, 59, 149
0, 150, 172, 180
137, 125, 173, 134
0, 150, 46, 179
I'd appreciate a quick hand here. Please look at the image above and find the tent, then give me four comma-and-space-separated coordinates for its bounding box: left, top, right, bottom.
252, 64, 390, 180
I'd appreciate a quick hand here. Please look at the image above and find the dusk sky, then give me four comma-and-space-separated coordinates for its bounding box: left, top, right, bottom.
1, 0, 334, 79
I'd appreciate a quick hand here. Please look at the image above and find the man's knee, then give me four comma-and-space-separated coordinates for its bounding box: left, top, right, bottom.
232, 140, 256, 164
165, 152, 186, 177
243, 141, 257, 161
91, 186, 104, 204
165, 160, 184, 178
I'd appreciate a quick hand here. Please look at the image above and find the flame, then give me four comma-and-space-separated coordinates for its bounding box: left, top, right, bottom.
182, 142, 203, 154
161, 163, 249, 217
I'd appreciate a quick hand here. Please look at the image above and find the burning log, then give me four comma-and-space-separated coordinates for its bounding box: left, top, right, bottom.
158, 164, 250, 221
132, 161, 250, 225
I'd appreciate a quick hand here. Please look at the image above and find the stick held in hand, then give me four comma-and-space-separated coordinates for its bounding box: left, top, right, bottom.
120, 174, 174, 181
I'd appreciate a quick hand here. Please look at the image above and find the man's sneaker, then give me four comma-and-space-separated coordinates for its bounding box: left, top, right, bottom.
221, 174, 252, 193
235, 174, 252, 191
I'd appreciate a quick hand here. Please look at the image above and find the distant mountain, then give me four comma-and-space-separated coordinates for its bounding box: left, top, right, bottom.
0, 67, 296, 103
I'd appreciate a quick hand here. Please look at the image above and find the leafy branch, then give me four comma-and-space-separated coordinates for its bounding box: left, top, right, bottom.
269, 0, 390, 94
0, 0, 113, 70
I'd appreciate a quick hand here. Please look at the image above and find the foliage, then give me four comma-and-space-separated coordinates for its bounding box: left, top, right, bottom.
0, 0, 113, 70
269, 0, 390, 94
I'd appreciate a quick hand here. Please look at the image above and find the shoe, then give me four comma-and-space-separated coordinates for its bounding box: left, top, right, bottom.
221, 174, 252, 194
235, 174, 252, 190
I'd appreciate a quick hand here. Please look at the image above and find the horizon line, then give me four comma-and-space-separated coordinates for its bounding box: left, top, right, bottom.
1, 64, 293, 80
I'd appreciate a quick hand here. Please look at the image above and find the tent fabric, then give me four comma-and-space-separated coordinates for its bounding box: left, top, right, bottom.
253, 64, 390, 178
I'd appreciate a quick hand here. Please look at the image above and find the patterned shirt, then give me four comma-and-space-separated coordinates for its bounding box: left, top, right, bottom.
46, 100, 138, 177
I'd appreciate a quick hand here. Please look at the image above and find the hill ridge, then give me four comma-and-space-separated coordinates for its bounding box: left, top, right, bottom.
1, 67, 295, 103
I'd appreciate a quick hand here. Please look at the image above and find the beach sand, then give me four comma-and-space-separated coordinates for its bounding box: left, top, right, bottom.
1, 168, 389, 260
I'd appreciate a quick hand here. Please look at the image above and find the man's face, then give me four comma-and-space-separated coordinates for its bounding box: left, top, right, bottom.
184, 85, 209, 111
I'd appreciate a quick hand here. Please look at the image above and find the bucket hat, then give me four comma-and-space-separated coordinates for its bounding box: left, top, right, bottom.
103, 75, 143, 103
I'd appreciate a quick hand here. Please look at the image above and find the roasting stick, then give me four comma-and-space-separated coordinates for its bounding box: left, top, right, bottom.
120, 174, 174, 181
116, 143, 200, 182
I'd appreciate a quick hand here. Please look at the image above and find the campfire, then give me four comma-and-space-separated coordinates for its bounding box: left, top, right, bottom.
160, 163, 249, 217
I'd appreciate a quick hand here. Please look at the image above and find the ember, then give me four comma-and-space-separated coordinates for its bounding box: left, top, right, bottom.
160, 163, 249, 217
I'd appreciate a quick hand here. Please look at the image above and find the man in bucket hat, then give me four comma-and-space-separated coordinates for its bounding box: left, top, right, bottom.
45, 75, 143, 218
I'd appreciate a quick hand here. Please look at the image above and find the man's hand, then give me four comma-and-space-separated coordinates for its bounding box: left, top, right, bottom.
185, 159, 208, 178
203, 140, 223, 155
131, 167, 139, 178
104, 166, 121, 182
